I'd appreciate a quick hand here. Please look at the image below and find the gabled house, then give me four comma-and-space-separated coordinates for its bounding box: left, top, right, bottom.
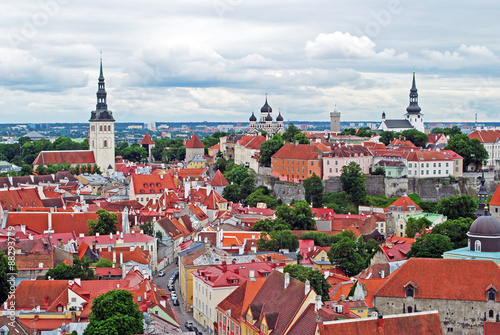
374, 258, 500, 334
386, 195, 422, 237
271, 143, 323, 183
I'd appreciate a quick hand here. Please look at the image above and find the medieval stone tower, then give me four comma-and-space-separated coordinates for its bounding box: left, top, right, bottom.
89, 58, 115, 174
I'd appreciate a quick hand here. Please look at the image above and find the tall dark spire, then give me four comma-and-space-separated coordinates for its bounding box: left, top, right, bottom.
406, 71, 421, 114
90, 55, 114, 121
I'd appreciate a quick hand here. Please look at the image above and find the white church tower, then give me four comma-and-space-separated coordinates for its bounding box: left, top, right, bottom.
405, 71, 424, 133
89, 58, 115, 174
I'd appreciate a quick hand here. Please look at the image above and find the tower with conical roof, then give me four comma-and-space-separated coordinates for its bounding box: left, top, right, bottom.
89, 56, 115, 174
405, 72, 424, 132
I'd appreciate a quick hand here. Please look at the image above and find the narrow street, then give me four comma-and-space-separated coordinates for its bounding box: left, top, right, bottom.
153, 262, 203, 334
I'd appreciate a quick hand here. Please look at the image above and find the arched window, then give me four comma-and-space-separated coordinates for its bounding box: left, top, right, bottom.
108, 125, 111, 131
104, 140, 107, 148
407, 306, 413, 313
100, 125, 103, 132
475, 240, 481, 252
489, 310, 494, 318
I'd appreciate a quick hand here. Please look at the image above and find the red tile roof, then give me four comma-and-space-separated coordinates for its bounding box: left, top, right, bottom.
379, 235, 415, 262
237, 135, 266, 150
193, 262, 275, 288
489, 183, 500, 206
375, 258, 500, 302
485, 321, 500, 335
272, 143, 321, 160
211, 170, 229, 187
131, 173, 177, 195
77, 232, 154, 246
387, 196, 421, 212
33, 150, 96, 166
0, 188, 44, 210
185, 134, 205, 148
468, 129, 500, 143
100, 246, 151, 265
217, 277, 266, 321
140, 133, 155, 145
318, 311, 442, 335
6, 280, 69, 310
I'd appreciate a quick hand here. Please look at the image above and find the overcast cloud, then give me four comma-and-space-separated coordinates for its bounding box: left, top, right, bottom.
1, 0, 499, 123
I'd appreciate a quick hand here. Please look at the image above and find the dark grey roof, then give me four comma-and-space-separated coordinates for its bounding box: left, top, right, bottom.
381, 119, 413, 129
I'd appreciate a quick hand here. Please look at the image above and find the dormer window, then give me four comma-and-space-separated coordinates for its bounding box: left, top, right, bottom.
487, 288, 496, 301
405, 282, 415, 298
150, 190, 155, 194
144, 183, 148, 187
230, 279, 238, 284
157, 183, 161, 187
150, 183, 154, 187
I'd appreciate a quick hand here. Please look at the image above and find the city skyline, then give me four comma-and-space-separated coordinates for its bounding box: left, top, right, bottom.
2, 1, 500, 123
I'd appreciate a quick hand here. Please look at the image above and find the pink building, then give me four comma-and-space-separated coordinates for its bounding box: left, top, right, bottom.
322, 144, 373, 180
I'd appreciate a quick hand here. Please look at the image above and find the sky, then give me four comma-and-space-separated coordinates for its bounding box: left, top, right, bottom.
1, 0, 500, 124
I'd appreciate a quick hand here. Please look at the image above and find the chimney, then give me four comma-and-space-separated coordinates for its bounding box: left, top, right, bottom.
305, 279, 310, 295
284, 272, 290, 289
344, 304, 350, 315
21, 224, 26, 234
380, 270, 385, 278
57, 239, 64, 249
96, 232, 100, 237
120, 252, 123, 265
92, 241, 97, 253
340, 294, 345, 301
314, 295, 322, 312
110, 232, 113, 239
378, 315, 383, 329
249, 269, 255, 281
113, 250, 116, 263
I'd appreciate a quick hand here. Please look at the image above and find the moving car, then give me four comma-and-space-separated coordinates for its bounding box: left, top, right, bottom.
158, 270, 165, 277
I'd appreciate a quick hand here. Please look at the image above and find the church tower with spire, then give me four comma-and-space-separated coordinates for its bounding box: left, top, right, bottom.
405, 71, 424, 133
89, 57, 115, 174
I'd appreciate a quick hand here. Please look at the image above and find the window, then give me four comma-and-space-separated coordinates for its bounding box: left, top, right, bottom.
311, 162, 314, 166
409, 163, 412, 168
407, 306, 413, 313
446, 162, 449, 167
335, 160, 338, 165
475, 240, 481, 252
100, 125, 103, 131
426, 163, 429, 167
487, 288, 496, 301
406, 285, 415, 297
489, 310, 494, 318
327, 160, 330, 165
433, 163, 436, 167
104, 140, 107, 147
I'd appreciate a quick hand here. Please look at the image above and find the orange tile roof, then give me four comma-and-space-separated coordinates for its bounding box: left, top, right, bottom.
7, 280, 69, 310
33, 150, 95, 165
468, 129, 500, 143
0, 188, 44, 210
211, 170, 229, 187
237, 135, 266, 150
217, 277, 267, 320
272, 143, 321, 160
140, 133, 155, 145
100, 246, 151, 265
318, 311, 442, 335
489, 183, 500, 206
185, 133, 205, 148
387, 196, 421, 211
375, 258, 500, 302
131, 173, 177, 195
18, 318, 70, 331
312, 142, 332, 153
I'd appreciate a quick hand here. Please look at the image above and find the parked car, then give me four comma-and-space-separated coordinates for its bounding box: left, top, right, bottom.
185, 322, 194, 331
171, 292, 177, 300
158, 270, 165, 277
172, 298, 179, 306
168, 285, 174, 291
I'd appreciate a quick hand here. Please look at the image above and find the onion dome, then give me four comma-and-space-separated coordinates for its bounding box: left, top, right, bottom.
265, 112, 273, 122
469, 216, 500, 236
261, 96, 272, 114
276, 111, 283, 122
249, 111, 257, 122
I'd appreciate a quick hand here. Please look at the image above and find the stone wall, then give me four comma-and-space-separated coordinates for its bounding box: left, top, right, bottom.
375, 296, 499, 335
256, 173, 499, 205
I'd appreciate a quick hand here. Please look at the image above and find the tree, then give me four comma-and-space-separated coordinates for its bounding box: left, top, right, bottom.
380, 131, 396, 145
214, 157, 235, 174
303, 173, 324, 208
406, 234, 454, 259
431, 126, 462, 137
88, 209, 118, 236
282, 123, 301, 142
340, 162, 367, 205
284, 264, 331, 301
293, 132, 310, 144
445, 134, 488, 170
371, 167, 385, 175
0, 250, 17, 305
258, 230, 299, 252
140, 220, 154, 236
431, 218, 473, 249
246, 188, 278, 209
299, 231, 334, 246
122, 145, 147, 163
45, 256, 95, 280
83, 289, 143, 335
222, 184, 241, 203
323, 192, 358, 214
115, 142, 129, 157
95, 258, 114, 268
252, 219, 276, 232
401, 129, 429, 148
405, 217, 432, 238
328, 237, 365, 277
259, 134, 284, 166
436, 194, 476, 220
276, 202, 316, 230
